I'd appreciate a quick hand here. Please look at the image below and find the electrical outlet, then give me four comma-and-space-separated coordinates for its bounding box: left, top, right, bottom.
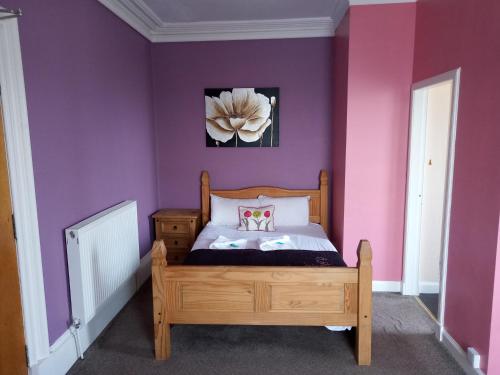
467, 347, 481, 369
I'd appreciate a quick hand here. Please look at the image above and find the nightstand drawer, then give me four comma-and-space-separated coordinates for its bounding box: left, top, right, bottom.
163, 237, 190, 249
160, 221, 190, 235
153, 209, 201, 263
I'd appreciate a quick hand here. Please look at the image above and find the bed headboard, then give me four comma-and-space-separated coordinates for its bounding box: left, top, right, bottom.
201, 170, 329, 237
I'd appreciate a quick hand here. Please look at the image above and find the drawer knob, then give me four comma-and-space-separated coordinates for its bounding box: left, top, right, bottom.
174, 240, 178, 245
173, 225, 177, 230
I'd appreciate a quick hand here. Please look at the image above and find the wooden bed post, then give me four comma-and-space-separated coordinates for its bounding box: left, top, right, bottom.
356, 240, 372, 365
201, 170, 210, 226
319, 170, 329, 237
151, 240, 171, 360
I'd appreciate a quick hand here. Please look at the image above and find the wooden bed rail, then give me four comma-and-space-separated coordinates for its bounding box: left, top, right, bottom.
356, 240, 372, 365
151, 239, 373, 365
151, 240, 170, 359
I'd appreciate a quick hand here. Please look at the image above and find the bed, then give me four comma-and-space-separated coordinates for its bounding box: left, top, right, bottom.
151, 170, 373, 365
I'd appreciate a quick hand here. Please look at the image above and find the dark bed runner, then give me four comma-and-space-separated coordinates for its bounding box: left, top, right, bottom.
183, 249, 347, 267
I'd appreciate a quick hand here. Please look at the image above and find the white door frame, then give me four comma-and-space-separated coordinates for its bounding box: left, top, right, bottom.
402, 68, 461, 340
0, 16, 50, 365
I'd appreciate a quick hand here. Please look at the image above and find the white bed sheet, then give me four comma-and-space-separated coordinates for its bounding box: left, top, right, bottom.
192, 222, 338, 252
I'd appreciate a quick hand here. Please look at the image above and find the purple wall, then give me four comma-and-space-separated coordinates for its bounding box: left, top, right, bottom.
413, 0, 500, 371
151, 39, 333, 209
14, 0, 158, 344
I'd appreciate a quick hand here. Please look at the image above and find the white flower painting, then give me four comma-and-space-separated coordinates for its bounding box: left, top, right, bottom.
205, 87, 279, 147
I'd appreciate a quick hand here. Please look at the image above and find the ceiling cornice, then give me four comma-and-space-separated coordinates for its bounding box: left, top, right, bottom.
331, 0, 349, 28
150, 18, 335, 43
350, 0, 416, 5
98, 0, 155, 40
98, 0, 416, 43
99, 0, 335, 42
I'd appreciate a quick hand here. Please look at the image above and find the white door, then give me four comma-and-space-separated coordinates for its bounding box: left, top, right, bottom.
402, 69, 461, 339
419, 81, 453, 296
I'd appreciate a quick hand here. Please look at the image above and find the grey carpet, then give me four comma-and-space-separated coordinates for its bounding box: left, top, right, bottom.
68, 282, 464, 375
419, 293, 439, 318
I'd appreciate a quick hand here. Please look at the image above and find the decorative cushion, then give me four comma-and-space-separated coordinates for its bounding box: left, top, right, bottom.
238, 205, 275, 232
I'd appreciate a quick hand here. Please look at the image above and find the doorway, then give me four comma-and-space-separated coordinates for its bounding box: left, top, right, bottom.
0, 14, 50, 366
0, 102, 28, 374
402, 69, 461, 338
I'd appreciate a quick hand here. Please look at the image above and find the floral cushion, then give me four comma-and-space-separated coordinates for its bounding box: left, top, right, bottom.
238, 205, 275, 232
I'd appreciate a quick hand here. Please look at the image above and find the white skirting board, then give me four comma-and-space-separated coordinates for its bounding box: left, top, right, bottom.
373, 281, 401, 292
136, 250, 152, 288
29, 330, 77, 375
30, 250, 152, 375
441, 329, 485, 375
419, 281, 440, 294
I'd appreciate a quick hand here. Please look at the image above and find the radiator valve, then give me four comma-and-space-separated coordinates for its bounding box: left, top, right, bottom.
70, 318, 84, 359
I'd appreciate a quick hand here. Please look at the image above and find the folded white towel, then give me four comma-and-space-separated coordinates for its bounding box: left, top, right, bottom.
325, 326, 352, 332
209, 235, 248, 250
258, 235, 297, 251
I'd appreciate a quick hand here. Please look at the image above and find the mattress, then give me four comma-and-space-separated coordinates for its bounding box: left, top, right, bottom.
191, 222, 338, 252
185, 222, 345, 267
184, 249, 346, 267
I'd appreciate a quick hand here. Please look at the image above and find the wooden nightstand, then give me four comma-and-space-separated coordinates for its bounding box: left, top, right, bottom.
153, 209, 201, 264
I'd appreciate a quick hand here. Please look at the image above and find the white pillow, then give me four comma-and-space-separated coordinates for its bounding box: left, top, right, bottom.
210, 194, 260, 226
258, 195, 310, 226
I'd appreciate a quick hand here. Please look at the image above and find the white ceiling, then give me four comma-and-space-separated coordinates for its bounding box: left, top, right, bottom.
141, 0, 339, 23
98, 0, 416, 42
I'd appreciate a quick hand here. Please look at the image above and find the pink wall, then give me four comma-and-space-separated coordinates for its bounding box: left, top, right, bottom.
340, 5, 416, 283
488, 217, 500, 374
413, 1, 500, 371
331, 12, 350, 251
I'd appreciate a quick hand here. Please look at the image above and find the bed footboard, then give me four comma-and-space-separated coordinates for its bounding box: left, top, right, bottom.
151, 240, 372, 365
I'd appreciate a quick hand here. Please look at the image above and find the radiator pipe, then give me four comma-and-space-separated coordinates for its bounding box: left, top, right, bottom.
70, 318, 84, 360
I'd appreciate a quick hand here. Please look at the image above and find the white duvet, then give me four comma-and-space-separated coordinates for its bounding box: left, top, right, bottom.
192, 222, 338, 252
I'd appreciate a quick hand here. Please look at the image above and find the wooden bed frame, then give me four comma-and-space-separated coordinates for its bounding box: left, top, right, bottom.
151, 170, 373, 365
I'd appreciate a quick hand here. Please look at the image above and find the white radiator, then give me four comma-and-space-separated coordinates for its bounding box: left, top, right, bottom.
65, 200, 140, 327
